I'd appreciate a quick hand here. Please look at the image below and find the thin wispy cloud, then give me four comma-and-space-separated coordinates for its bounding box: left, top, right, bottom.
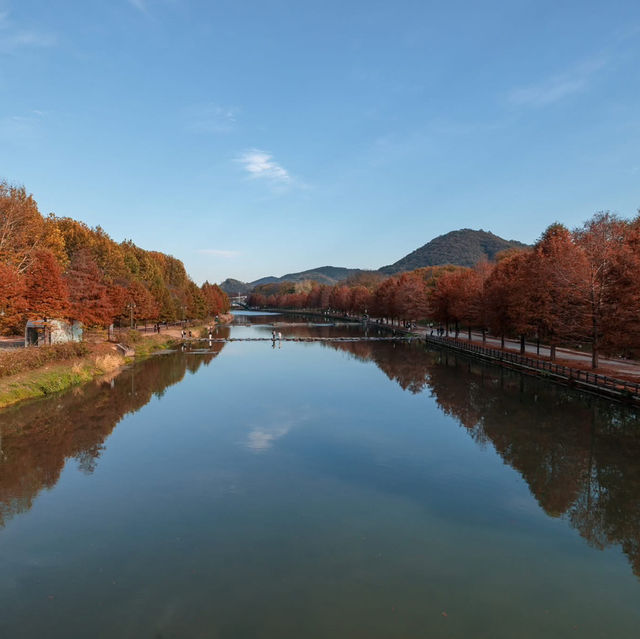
197, 249, 241, 258
0, 110, 44, 144
0, 9, 57, 53
127, 0, 179, 14
185, 103, 237, 134
508, 57, 607, 108
128, 0, 147, 11
236, 149, 292, 184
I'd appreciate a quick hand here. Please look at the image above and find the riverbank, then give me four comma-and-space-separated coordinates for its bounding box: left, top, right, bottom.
0, 342, 129, 409
0, 334, 181, 409
0, 315, 235, 410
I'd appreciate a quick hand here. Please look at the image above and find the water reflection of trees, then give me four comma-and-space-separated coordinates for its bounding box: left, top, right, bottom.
326, 340, 640, 578
0, 345, 224, 528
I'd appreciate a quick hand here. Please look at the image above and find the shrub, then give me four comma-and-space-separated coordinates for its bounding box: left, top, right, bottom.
0, 342, 89, 379
124, 329, 142, 345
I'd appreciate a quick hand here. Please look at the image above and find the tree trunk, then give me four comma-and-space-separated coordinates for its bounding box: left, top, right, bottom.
536, 338, 540, 355
501, 334, 505, 349
468, 326, 472, 341
550, 344, 556, 361
592, 316, 599, 369
455, 320, 459, 338
482, 329, 486, 344
520, 334, 525, 354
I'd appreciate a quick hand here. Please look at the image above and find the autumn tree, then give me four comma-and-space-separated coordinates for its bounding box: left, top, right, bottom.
431, 268, 486, 338
65, 249, 112, 326
525, 224, 586, 360
24, 250, 71, 319
573, 213, 639, 367
0, 263, 26, 334
0, 181, 59, 273
395, 273, 430, 323
350, 285, 373, 315
202, 282, 230, 317
329, 285, 351, 314
483, 252, 530, 348
125, 280, 159, 326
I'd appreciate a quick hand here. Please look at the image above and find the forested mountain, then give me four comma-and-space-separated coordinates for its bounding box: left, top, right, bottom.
219, 279, 253, 296
221, 266, 366, 294
223, 230, 528, 291
379, 229, 529, 274
253, 266, 365, 287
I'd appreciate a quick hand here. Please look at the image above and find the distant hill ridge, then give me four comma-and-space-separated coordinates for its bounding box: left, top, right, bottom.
219, 229, 529, 294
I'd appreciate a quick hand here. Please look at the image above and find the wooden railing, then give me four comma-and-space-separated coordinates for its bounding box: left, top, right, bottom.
427, 335, 640, 403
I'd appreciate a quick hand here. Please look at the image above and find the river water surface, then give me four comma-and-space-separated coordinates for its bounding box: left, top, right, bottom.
1, 312, 640, 638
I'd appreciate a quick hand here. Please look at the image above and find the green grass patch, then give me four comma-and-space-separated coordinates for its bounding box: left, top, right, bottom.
134, 338, 177, 359
0, 363, 96, 408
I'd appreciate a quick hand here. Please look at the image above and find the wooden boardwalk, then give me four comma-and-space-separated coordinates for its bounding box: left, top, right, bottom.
426, 335, 640, 406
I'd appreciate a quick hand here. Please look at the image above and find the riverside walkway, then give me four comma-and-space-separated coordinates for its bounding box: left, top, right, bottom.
423, 333, 640, 405
416, 328, 640, 380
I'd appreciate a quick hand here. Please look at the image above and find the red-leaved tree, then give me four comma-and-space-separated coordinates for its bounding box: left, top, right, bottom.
24, 250, 70, 319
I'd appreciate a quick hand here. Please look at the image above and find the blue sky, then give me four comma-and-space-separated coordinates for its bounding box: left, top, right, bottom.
1, 0, 639, 283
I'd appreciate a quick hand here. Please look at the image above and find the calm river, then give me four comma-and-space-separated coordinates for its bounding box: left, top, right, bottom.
1, 312, 639, 638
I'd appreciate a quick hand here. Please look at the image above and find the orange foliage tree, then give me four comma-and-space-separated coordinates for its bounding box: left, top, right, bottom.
65, 250, 113, 326
0, 263, 26, 333
24, 250, 71, 319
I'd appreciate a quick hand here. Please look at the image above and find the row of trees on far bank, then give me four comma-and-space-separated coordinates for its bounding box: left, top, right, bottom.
249, 212, 640, 368
0, 180, 229, 334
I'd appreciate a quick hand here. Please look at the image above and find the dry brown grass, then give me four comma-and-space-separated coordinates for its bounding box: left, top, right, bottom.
0, 342, 89, 379
93, 352, 124, 373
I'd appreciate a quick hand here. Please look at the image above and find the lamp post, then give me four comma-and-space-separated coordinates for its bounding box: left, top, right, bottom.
126, 302, 136, 329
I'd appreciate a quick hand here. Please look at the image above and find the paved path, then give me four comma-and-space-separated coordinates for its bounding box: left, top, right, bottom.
0, 336, 22, 349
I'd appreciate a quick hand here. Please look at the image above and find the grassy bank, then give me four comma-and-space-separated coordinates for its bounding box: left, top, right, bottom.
0, 346, 126, 409
0, 334, 177, 409
0, 317, 232, 410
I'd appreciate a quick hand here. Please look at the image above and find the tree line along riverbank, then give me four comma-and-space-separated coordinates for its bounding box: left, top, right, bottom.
0, 180, 230, 337
249, 212, 640, 370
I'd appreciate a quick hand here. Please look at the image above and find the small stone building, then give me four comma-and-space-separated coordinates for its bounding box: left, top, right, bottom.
25, 319, 83, 347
